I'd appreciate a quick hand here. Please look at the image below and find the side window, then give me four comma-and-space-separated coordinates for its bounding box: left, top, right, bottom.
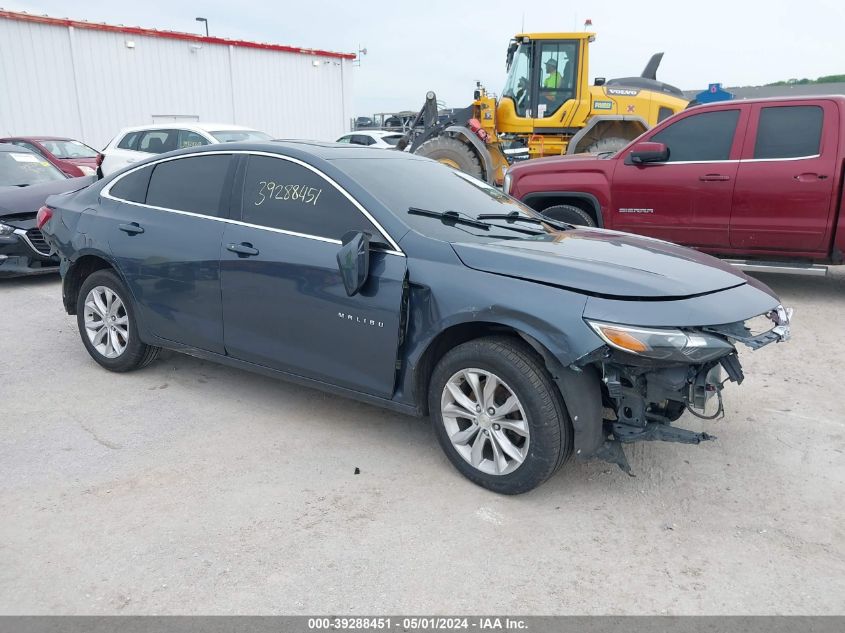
350, 135, 371, 146
650, 109, 740, 162
178, 130, 210, 149
117, 132, 140, 150
145, 155, 232, 215
109, 165, 153, 203
537, 41, 578, 118
241, 155, 380, 242
336, 136, 352, 144
754, 105, 823, 159
137, 130, 178, 154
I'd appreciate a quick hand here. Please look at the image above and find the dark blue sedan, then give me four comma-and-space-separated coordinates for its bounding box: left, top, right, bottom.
40, 142, 791, 493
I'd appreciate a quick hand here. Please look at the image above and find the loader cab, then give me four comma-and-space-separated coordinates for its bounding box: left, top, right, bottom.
500, 33, 593, 136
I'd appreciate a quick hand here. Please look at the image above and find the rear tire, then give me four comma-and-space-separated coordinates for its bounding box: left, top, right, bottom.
583, 136, 629, 154
414, 136, 484, 180
541, 204, 596, 227
76, 269, 159, 372
428, 336, 572, 494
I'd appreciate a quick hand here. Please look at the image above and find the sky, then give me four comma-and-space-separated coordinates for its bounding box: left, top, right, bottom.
5, 0, 845, 116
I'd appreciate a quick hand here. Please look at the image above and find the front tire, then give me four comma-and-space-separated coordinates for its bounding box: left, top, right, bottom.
414, 136, 485, 180
429, 336, 572, 494
541, 204, 596, 227
76, 269, 159, 372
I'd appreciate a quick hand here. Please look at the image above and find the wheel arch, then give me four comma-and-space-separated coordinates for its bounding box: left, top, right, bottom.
567, 115, 648, 154
411, 318, 605, 459
441, 126, 495, 184
62, 251, 124, 315
522, 191, 604, 227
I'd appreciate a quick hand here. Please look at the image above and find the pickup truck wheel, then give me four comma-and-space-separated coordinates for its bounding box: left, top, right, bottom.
429, 336, 572, 494
541, 204, 596, 227
76, 269, 159, 372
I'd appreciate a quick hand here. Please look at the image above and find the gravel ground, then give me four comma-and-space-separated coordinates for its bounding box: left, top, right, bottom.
0, 270, 843, 615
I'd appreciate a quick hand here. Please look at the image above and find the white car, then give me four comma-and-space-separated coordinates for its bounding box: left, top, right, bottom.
336, 130, 404, 149
100, 123, 272, 176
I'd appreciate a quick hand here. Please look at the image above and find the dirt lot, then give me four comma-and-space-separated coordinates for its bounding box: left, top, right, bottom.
1, 271, 843, 615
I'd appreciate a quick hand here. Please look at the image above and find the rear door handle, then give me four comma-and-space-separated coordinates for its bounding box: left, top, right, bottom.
699, 174, 731, 181
118, 222, 144, 235
226, 242, 259, 257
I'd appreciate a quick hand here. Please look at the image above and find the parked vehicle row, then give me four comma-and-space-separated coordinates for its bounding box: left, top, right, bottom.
506, 96, 845, 273
0, 136, 100, 178
39, 141, 791, 493
0, 144, 95, 277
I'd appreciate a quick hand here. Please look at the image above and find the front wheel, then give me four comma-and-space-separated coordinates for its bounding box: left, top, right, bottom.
541, 204, 596, 227
428, 336, 572, 494
414, 136, 485, 180
76, 269, 159, 372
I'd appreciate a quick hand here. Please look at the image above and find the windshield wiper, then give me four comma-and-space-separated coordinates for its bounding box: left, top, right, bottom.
408, 207, 491, 229
476, 211, 574, 231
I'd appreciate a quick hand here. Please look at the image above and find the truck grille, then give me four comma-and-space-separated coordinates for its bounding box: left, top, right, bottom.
25, 229, 51, 255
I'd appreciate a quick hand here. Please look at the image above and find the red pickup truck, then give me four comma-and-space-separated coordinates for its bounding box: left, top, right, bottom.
505, 95, 845, 274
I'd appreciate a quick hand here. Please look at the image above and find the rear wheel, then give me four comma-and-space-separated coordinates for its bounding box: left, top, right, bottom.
583, 136, 629, 154
541, 204, 596, 227
76, 269, 159, 372
414, 136, 484, 180
429, 336, 572, 494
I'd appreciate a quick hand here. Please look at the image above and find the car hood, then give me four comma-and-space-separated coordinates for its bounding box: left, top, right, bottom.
0, 177, 94, 222
451, 228, 753, 300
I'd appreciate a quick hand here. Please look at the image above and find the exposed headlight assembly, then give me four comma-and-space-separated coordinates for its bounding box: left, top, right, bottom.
0, 222, 16, 237
586, 320, 735, 363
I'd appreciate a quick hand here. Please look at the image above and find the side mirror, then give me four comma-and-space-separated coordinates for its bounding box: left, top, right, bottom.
627, 141, 669, 165
594, 77, 606, 86
337, 231, 371, 297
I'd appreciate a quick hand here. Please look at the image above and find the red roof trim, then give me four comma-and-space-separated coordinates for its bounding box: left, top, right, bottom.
0, 9, 357, 59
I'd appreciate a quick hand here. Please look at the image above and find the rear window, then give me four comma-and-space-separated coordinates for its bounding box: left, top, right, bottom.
40, 140, 98, 159
754, 105, 823, 159
117, 132, 140, 151
382, 135, 403, 146
145, 155, 232, 215
0, 151, 66, 186
109, 165, 153, 203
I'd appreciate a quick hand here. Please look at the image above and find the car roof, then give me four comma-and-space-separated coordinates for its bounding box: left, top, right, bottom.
117, 122, 261, 134
342, 130, 404, 139
0, 136, 76, 142
124, 139, 427, 163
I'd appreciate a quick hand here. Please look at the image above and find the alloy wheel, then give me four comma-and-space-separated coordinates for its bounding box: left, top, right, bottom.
440, 368, 530, 476
83, 285, 130, 359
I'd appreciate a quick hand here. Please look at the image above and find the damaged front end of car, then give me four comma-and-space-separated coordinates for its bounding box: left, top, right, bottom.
577, 305, 793, 474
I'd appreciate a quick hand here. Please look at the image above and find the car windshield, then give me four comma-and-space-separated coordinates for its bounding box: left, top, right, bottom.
211, 130, 273, 143
381, 135, 403, 146
0, 151, 66, 186
333, 156, 559, 242
39, 139, 98, 159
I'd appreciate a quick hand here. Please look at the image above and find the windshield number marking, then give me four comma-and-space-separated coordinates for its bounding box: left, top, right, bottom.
255, 181, 322, 206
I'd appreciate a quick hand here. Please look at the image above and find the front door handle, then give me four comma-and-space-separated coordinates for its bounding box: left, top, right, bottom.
794, 172, 827, 181
118, 222, 144, 235
226, 242, 259, 257
699, 174, 731, 181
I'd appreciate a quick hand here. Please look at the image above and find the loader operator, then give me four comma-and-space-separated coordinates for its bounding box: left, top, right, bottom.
543, 58, 563, 89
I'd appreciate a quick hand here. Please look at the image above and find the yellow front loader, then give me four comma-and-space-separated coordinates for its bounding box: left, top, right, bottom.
398, 32, 688, 185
